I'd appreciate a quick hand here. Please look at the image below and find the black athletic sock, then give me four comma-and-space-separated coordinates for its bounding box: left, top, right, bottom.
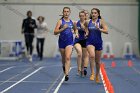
84, 67, 87, 76
62, 66, 65, 73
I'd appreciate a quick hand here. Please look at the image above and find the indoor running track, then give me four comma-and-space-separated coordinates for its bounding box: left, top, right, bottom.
0, 57, 140, 93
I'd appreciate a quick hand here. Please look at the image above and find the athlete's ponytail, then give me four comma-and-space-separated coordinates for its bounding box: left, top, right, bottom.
98, 15, 101, 19
59, 15, 64, 19
90, 14, 92, 19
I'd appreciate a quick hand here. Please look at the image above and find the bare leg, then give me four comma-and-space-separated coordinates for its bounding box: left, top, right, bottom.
59, 49, 65, 74
64, 45, 73, 81
87, 45, 95, 80
82, 48, 89, 76
95, 50, 102, 83
74, 43, 82, 75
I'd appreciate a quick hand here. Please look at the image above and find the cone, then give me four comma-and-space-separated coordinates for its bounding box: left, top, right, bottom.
110, 54, 115, 59
111, 61, 116, 68
103, 54, 108, 59
128, 60, 133, 67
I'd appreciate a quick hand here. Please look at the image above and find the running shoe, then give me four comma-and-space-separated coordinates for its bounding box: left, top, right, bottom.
95, 75, 100, 83
65, 75, 69, 81
84, 69, 87, 76
29, 55, 32, 62
90, 74, 94, 81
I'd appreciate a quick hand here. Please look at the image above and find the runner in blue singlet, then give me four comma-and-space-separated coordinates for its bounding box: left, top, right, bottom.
85, 8, 108, 83
74, 10, 88, 76
54, 7, 75, 81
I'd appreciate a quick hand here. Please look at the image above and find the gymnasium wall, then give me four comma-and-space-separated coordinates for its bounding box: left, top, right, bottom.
0, 0, 139, 57
0, 0, 138, 4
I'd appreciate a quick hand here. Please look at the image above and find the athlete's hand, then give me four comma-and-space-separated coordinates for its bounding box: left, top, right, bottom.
75, 33, 79, 38
63, 24, 68, 30
95, 23, 100, 30
85, 34, 88, 39
72, 29, 75, 34
81, 24, 85, 30
85, 31, 88, 38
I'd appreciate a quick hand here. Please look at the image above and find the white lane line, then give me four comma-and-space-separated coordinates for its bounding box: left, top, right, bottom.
0, 81, 93, 84
0, 67, 43, 93
0, 67, 14, 73
53, 67, 72, 93
45, 72, 63, 93
132, 67, 140, 75
53, 76, 65, 93
0, 62, 42, 86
